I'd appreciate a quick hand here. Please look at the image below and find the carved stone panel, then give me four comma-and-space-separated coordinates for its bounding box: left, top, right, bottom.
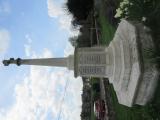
78, 66, 106, 76
79, 53, 106, 65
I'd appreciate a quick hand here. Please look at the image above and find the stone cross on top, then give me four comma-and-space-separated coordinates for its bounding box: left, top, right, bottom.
3, 58, 22, 66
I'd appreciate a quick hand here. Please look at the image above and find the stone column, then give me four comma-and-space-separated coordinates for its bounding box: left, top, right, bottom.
3, 57, 70, 68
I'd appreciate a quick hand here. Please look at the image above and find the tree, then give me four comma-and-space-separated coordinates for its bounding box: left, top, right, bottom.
65, 0, 93, 21
68, 36, 78, 47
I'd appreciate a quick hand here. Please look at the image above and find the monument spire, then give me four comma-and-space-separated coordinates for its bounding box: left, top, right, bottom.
2, 57, 74, 70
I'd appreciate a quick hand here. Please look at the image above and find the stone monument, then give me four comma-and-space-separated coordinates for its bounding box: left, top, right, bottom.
3, 20, 159, 107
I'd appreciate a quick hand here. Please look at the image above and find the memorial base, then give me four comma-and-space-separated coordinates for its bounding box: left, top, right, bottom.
74, 20, 159, 107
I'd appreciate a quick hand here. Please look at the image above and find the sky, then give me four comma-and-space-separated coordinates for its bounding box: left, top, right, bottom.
0, 0, 82, 120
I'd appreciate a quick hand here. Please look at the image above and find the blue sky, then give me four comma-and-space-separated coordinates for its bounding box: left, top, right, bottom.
0, 0, 82, 120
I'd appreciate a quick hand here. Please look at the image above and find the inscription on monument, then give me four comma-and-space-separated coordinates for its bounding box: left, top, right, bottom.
79, 53, 106, 64
78, 66, 105, 75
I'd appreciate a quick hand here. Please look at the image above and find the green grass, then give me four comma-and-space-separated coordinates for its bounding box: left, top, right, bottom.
108, 79, 160, 120
108, 85, 154, 120
98, 14, 116, 46
147, 78, 160, 119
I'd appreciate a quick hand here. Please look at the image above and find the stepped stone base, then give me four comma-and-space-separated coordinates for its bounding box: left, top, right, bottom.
74, 20, 159, 107
74, 20, 159, 106
108, 20, 159, 107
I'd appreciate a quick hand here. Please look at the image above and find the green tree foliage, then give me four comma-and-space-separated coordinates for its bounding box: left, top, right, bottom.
81, 78, 92, 120
66, 0, 95, 48
65, 0, 93, 21
68, 36, 78, 47
69, 26, 92, 48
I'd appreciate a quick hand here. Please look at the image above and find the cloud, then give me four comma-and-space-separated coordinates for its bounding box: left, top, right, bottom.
47, 0, 79, 36
24, 34, 54, 58
0, 29, 10, 54
24, 44, 32, 57
25, 34, 32, 43
0, 1, 11, 14
24, 34, 33, 57
47, 0, 63, 18
64, 42, 74, 57
59, 15, 71, 30
0, 48, 82, 120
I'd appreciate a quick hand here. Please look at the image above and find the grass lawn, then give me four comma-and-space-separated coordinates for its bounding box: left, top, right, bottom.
107, 79, 160, 120
98, 14, 116, 46
108, 85, 154, 120
95, 0, 160, 119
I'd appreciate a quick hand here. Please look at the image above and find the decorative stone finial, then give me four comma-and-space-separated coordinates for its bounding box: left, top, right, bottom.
2, 58, 22, 66
2, 60, 10, 66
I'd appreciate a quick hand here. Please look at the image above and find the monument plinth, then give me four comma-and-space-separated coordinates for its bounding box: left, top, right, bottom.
3, 20, 159, 107
74, 47, 113, 78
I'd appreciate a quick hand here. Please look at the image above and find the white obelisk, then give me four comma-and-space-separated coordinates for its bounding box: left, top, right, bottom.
2, 55, 74, 70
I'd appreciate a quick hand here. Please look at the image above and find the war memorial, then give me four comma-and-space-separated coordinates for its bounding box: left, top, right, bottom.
3, 20, 159, 107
